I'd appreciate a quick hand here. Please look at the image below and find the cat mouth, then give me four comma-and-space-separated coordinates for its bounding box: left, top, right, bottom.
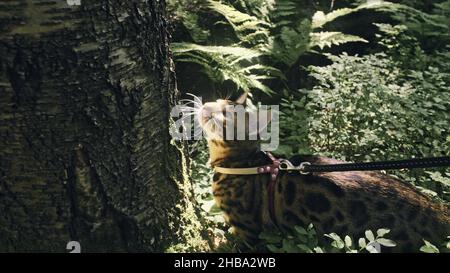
178, 94, 231, 139
198, 105, 229, 140
200, 106, 212, 122
198, 104, 224, 125
198, 108, 219, 130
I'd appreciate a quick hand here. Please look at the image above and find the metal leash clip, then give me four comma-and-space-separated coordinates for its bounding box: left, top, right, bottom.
278, 159, 311, 175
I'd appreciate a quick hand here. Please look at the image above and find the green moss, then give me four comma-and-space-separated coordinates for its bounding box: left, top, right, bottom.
164, 139, 211, 252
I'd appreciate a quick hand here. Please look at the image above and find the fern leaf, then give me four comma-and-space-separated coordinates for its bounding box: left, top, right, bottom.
180, 12, 211, 43
312, 8, 355, 29
207, 0, 270, 44
310, 32, 368, 50
172, 43, 261, 58
311, 1, 418, 30
171, 42, 275, 94
265, 19, 311, 67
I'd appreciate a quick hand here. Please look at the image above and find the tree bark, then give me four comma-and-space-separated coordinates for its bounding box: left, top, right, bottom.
0, 0, 206, 252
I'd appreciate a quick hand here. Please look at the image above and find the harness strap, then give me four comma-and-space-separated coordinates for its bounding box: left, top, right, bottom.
213, 166, 259, 175
213, 155, 450, 229
213, 152, 281, 227
259, 152, 280, 227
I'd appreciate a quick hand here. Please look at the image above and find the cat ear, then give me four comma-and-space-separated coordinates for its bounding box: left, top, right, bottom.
235, 92, 248, 106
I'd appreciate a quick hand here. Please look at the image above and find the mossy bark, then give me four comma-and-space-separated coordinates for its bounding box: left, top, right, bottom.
0, 0, 207, 252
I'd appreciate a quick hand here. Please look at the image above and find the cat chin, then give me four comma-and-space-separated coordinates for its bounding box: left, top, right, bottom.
204, 134, 225, 141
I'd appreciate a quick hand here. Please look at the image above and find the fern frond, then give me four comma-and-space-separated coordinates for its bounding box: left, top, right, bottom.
245, 75, 275, 95
181, 11, 211, 43
264, 19, 311, 67
171, 42, 275, 94
311, 1, 427, 30
239, 64, 286, 80
207, 0, 270, 44
310, 32, 368, 50
172, 43, 261, 60
231, 0, 271, 19
312, 8, 356, 29
390, 1, 450, 42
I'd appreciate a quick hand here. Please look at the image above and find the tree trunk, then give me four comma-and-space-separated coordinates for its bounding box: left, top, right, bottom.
0, 0, 206, 252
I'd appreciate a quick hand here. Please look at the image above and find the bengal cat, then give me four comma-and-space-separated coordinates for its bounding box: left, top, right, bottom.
193, 95, 450, 252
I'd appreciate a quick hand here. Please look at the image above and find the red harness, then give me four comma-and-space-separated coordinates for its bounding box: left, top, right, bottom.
256, 152, 281, 226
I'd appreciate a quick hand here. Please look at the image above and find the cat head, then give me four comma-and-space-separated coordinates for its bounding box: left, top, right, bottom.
176, 92, 276, 166
197, 93, 271, 142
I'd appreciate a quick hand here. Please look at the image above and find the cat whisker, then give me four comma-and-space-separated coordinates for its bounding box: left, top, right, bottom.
179, 105, 195, 111
179, 113, 198, 119
179, 99, 198, 105
179, 106, 199, 113
179, 103, 198, 110
180, 101, 203, 111
186, 93, 203, 106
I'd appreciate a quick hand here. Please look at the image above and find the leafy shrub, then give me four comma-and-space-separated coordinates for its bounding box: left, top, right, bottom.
278, 24, 450, 201
389, 0, 450, 52
189, 140, 230, 249
420, 240, 441, 253
326, 229, 396, 253
259, 224, 323, 253
180, 1, 450, 253
420, 237, 450, 253
258, 224, 397, 253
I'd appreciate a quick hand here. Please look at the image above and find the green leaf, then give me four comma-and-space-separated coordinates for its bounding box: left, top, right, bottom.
259, 231, 282, 244
365, 243, 380, 253
325, 233, 345, 249
208, 203, 222, 214
376, 238, 397, 247
376, 228, 391, 237
294, 226, 308, 235
314, 247, 324, 253
172, 43, 261, 59
312, 8, 358, 29
420, 240, 440, 253
267, 244, 282, 253
172, 42, 276, 94
358, 238, 367, 248
331, 240, 345, 250
283, 239, 301, 253
296, 244, 313, 253
311, 2, 403, 30
325, 233, 341, 241
310, 32, 368, 50
345, 236, 352, 248
206, 0, 269, 43
365, 230, 375, 241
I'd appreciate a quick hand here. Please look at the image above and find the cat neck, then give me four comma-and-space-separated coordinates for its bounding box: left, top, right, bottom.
207, 139, 265, 168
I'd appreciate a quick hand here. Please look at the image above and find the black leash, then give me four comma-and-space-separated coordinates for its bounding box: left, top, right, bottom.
216, 154, 450, 227
279, 156, 450, 174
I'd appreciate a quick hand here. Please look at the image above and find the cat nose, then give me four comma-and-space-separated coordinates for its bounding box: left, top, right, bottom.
201, 105, 212, 117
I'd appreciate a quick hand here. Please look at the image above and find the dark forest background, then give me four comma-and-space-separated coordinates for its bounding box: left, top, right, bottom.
167, 0, 449, 253
0, 0, 447, 253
